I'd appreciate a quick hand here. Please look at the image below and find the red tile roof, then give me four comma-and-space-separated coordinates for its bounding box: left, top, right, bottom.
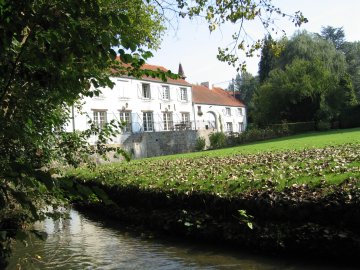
192, 84, 245, 107
111, 58, 191, 86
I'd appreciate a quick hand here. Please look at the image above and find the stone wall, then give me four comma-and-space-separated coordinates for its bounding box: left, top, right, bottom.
122, 130, 199, 159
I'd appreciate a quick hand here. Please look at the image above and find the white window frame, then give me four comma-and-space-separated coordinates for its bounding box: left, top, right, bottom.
119, 111, 132, 133
143, 111, 154, 132
238, 108, 243, 116
226, 122, 233, 132
117, 79, 130, 100
142, 83, 151, 99
162, 85, 170, 100
163, 112, 173, 131
180, 87, 188, 101
181, 112, 190, 123
93, 110, 107, 129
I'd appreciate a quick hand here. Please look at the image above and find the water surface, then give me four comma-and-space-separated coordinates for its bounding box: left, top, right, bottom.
7, 209, 357, 270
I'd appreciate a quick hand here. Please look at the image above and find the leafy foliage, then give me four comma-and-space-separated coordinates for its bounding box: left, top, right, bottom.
319, 26, 346, 50
195, 136, 206, 151
342, 41, 360, 101
209, 132, 227, 149
154, 0, 307, 71
252, 31, 356, 126
0, 0, 167, 265
227, 71, 259, 105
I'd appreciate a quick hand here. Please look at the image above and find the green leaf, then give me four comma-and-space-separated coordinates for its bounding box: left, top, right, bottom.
76, 183, 95, 198
31, 230, 48, 241
0, 231, 7, 241
0, 191, 6, 208
118, 14, 130, 25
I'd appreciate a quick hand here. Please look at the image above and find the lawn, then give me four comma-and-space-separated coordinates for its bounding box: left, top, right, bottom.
66, 128, 360, 196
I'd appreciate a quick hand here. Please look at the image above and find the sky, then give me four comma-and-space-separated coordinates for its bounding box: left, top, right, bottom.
148, 0, 360, 88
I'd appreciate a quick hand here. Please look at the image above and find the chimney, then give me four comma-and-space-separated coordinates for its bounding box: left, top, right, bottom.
178, 63, 186, 79
200, 81, 212, 89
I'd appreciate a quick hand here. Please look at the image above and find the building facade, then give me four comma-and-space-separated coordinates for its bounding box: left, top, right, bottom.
192, 83, 246, 133
67, 64, 246, 158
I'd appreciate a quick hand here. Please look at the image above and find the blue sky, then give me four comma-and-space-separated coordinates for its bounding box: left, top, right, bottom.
148, 0, 360, 88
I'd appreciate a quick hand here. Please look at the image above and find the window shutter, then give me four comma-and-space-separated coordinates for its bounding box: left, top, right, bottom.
158, 86, 162, 99
177, 87, 181, 101
137, 84, 141, 98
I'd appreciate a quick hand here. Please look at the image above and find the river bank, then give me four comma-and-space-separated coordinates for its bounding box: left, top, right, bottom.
67, 176, 360, 265
63, 139, 360, 265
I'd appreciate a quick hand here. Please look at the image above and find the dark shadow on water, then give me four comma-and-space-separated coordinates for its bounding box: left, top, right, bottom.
76, 206, 359, 270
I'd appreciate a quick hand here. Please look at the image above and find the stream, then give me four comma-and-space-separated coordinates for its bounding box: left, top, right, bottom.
7, 209, 357, 270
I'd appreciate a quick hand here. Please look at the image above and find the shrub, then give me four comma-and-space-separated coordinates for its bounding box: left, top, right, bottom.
316, 120, 331, 131
339, 105, 360, 128
209, 132, 227, 149
195, 136, 206, 151
269, 121, 315, 135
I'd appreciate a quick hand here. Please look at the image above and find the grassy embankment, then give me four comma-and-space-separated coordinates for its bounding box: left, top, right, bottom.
64, 128, 360, 261
66, 128, 360, 194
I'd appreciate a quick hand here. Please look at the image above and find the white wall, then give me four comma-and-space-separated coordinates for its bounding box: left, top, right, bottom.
66, 76, 193, 143
193, 103, 246, 133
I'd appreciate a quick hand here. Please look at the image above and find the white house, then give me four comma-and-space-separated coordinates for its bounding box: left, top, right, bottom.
67, 63, 247, 157
68, 64, 193, 145
192, 82, 246, 133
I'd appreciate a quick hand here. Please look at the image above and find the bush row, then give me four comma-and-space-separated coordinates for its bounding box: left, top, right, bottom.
208, 121, 316, 148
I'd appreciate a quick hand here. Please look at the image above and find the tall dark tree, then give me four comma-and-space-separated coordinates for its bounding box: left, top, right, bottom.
258, 35, 277, 83
320, 26, 346, 50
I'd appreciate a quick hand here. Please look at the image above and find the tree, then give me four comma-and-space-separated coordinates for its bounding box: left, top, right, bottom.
252, 31, 355, 126
228, 71, 258, 104
319, 26, 346, 50
258, 35, 278, 83
164, 0, 307, 71
342, 41, 360, 101
0, 0, 166, 265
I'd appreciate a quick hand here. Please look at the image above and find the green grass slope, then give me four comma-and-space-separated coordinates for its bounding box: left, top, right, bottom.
66, 128, 360, 195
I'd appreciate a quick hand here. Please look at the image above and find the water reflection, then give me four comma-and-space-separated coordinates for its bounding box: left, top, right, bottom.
7, 209, 357, 270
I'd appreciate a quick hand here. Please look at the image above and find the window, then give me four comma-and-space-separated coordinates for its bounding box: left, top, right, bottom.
119, 111, 132, 132
162, 85, 170, 100
225, 107, 231, 116
197, 106, 203, 116
142, 83, 151, 99
117, 79, 130, 99
180, 87, 188, 101
226, 122, 233, 132
181, 112, 190, 123
163, 112, 173, 131
238, 122, 244, 132
143, 112, 153, 132
93, 110, 107, 129
238, 108, 243, 116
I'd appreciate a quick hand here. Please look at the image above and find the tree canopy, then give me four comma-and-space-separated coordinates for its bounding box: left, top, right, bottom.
252, 31, 357, 126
